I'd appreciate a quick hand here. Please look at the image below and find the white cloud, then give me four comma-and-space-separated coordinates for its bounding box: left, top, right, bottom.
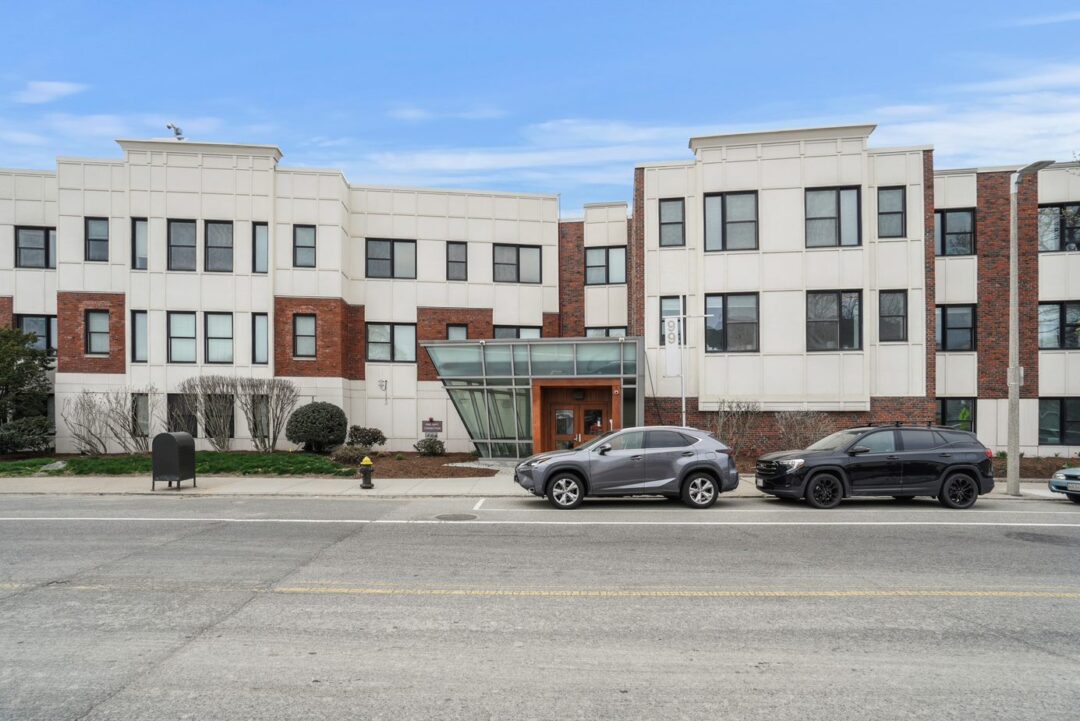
1009, 10, 1080, 27
12, 80, 88, 104
386, 104, 506, 122
955, 63, 1080, 93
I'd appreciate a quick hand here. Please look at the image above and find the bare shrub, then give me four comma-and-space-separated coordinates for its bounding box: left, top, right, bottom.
714, 399, 761, 460
176, 376, 236, 452
61, 391, 109, 455
101, 386, 161, 454
236, 377, 298, 453
774, 410, 835, 451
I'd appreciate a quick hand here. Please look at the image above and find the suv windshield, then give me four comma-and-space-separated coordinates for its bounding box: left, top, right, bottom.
806, 429, 864, 452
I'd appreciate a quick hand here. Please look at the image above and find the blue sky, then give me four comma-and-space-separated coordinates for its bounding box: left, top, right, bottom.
2, 1, 1080, 214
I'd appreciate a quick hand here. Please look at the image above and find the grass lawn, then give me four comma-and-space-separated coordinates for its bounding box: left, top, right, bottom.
0, 452, 356, 477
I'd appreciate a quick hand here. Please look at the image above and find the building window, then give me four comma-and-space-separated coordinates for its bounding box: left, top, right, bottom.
658, 198, 685, 247
293, 314, 316, 358
805, 187, 861, 247
85, 218, 109, 262
16, 315, 57, 353
704, 192, 758, 251
936, 305, 976, 351
252, 313, 269, 364
934, 209, 975, 256
879, 290, 908, 342
15, 227, 56, 268
1038, 301, 1080, 349
586, 327, 627, 338
807, 290, 862, 351
1039, 204, 1080, 252
446, 241, 468, 281
293, 225, 316, 268
493, 244, 542, 283
205, 312, 234, 364
1039, 398, 1080, 445
167, 312, 197, 363
367, 323, 417, 362
205, 221, 233, 272
167, 393, 198, 438
131, 310, 148, 363
705, 293, 759, 352
252, 222, 269, 273
132, 393, 150, 437
131, 218, 148, 270
660, 295, 684, 345
168, 220, 197, 271
877, 187, 906, 238
494, 326, 542, 339
85, 310, 110, 355
447, 324, 468, 341
938, 398, 975, 432
366, 239, 417, 279
585, 246, 627, 285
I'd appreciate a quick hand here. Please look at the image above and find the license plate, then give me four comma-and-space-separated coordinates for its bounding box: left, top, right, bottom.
1068, 481, 1080, 492
756, 477, 764, 488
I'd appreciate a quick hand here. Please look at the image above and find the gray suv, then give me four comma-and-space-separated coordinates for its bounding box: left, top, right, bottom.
514, 426, 739, 509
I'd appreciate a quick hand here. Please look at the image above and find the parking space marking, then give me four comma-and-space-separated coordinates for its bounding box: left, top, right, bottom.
473, 498, 486, 511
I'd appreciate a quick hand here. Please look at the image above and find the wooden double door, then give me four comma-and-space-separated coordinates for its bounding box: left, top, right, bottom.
544, 386, 613, 451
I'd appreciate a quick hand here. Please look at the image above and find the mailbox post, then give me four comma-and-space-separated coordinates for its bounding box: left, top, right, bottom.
152, 432, 197, 490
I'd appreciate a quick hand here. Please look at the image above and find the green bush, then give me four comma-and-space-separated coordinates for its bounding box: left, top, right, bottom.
413, 437, 445, 456
285, 402, 347, 452
0, 417, 54, 454
330, 445, 369, 466
347, 426, 386, 448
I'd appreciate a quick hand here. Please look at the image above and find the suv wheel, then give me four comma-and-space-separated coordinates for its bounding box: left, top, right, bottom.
938, 473, 978, 509
805, 474, 843, 509
681, 474, 718, 509
547, 475, 584, 509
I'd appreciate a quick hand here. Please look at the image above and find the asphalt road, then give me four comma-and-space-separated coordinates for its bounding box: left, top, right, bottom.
1, 494, 1079, 720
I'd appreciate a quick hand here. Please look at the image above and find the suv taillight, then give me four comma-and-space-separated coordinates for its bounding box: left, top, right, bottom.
984, 448, 993, 459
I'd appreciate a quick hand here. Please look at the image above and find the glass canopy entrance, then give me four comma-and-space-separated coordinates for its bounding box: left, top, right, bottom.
423, 337, 645, 459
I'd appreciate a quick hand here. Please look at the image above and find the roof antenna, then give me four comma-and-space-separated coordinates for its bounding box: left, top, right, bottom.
166, 123, 184, 141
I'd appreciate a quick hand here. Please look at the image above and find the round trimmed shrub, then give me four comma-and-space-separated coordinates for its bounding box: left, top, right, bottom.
413, 437, 445, 456
330, 444, 368, 466
347, 426, 386, 448
0, 416, 54, 454
285, 402, 347, 452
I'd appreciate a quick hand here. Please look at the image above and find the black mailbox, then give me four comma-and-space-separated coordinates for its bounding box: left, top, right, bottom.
152, 432, 197, 490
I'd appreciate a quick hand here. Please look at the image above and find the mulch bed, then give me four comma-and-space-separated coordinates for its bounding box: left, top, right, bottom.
351, 452, 498, 479
992, 455, 1076, 479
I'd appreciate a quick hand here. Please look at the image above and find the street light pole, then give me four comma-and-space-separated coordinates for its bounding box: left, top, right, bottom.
1008, 160, 1054, 496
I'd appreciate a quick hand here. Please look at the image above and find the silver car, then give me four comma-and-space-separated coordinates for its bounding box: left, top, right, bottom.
513, 426, 739, 509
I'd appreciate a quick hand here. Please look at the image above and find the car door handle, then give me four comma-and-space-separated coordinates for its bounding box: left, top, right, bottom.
938, 453, 952, 458
680, 451, 694, 457
886, 455, 899, 460
630, 455, 643, 461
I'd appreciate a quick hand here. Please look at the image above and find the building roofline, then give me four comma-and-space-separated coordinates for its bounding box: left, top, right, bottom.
116, 138, 283, 160
689, 123, 877, 150
870, 144, 934, 154
583, 201, 629, 209
347, 181, 559, 201
0, 166, 57, 176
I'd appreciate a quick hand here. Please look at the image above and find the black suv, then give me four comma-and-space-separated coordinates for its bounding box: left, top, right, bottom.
755, 425, 994, 509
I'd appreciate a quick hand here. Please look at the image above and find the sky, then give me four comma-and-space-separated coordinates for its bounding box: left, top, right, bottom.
2, 0, 1080, 214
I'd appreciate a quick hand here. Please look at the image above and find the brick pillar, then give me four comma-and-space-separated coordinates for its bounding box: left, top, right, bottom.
558, 220, 585, 337
274, 297, 364, 380
0, 296, 12, 328
922, 150, 937, 403
542, 313, 560, 338
416, 307, 494, 381
628, 167, 646, 337
56, 292, 126, 374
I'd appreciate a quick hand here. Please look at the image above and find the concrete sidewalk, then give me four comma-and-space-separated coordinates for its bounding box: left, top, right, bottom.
0, 472, 1063, 499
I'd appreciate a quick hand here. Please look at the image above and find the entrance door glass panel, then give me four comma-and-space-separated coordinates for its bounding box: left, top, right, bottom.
583, 408, 604, 439
554, 408, 576, 450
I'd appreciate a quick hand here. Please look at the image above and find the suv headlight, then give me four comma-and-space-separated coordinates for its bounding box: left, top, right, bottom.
1053, 472, 1066, 480
529, 456, 554, 467
777, 459, 805, 474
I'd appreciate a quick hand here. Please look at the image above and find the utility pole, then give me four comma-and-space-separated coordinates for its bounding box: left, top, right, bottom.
1008, 160, 1053, 496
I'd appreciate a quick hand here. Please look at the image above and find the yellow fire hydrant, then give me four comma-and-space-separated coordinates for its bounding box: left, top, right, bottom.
359, 456, 375, 489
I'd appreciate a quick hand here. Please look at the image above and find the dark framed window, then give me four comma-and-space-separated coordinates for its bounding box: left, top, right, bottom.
934, 209, 975, 256
16, 315, 57, 353
15, 227, 56, 268
167, 219, 197, 271
252, 313, 269, 364
446, 241, 468, 281
1038, 204, 1080, 252
167, 393, 198, 438
131, 310, 147, 363
806, 290, 862, 351
447, 324, 468, 341
660, 295, 685, 345
85, 310, 110, 355
1039, 398, 1080, 445
936, 305, 976, 351
204, 312, 234, 364
585, 327, 627, 338
805, 187, 861, 247
877, 187, 906, 238
85, 217, 109, 262
937, 398, 976, 432
493, 244, 542, 283
167, 312, 197, 363
205, 221, 233, 272
705, 293, 759, 352
659, 198, 685, 247
293, 314, 316, 358
493, 326, 541, 340
293, 225, 316, 268
131, 218, 148, 270
585, 246, 627, 285
879, 290, 908, 342
365, 238, 416, 279
132, 393, 150, 438
1038, 302, 1080, 349
704, 192, 758, 251
252, 222, 268, 273
367, 323, 417, 362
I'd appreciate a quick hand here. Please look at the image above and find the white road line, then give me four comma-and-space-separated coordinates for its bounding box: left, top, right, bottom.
475, 507, 1080, 515
473, 498, 486, 511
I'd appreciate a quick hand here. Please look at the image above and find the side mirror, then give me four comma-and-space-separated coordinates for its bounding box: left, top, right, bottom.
597, 444, 612, 456
848, 445, 871, 456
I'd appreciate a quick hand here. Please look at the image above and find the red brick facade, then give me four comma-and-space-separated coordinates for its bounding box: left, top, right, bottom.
56, 291, 126, 374
557, 220, 585, 337
273, 297, 365, 380
922, 150, 938, 403
0, 296, 12, 328
628, 167, 646, 336
543, 312, 560, 338
416, 307, 494, 381
974, 171, 1039, 399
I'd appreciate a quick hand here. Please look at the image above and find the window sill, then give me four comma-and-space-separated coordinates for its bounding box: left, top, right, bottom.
935, 254, 977, 259
805, 348, 865, 353
584, 282, 628, 287
365, 360, 418, 364
877, 340, 910, 344
804, 245, 863, 251
703, 248, 759, 254
14, 266, 57, 271
704, 350, 760, 355
83, 353, 110, 358
936, 349, 977, 354
292, 356, 317, 361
